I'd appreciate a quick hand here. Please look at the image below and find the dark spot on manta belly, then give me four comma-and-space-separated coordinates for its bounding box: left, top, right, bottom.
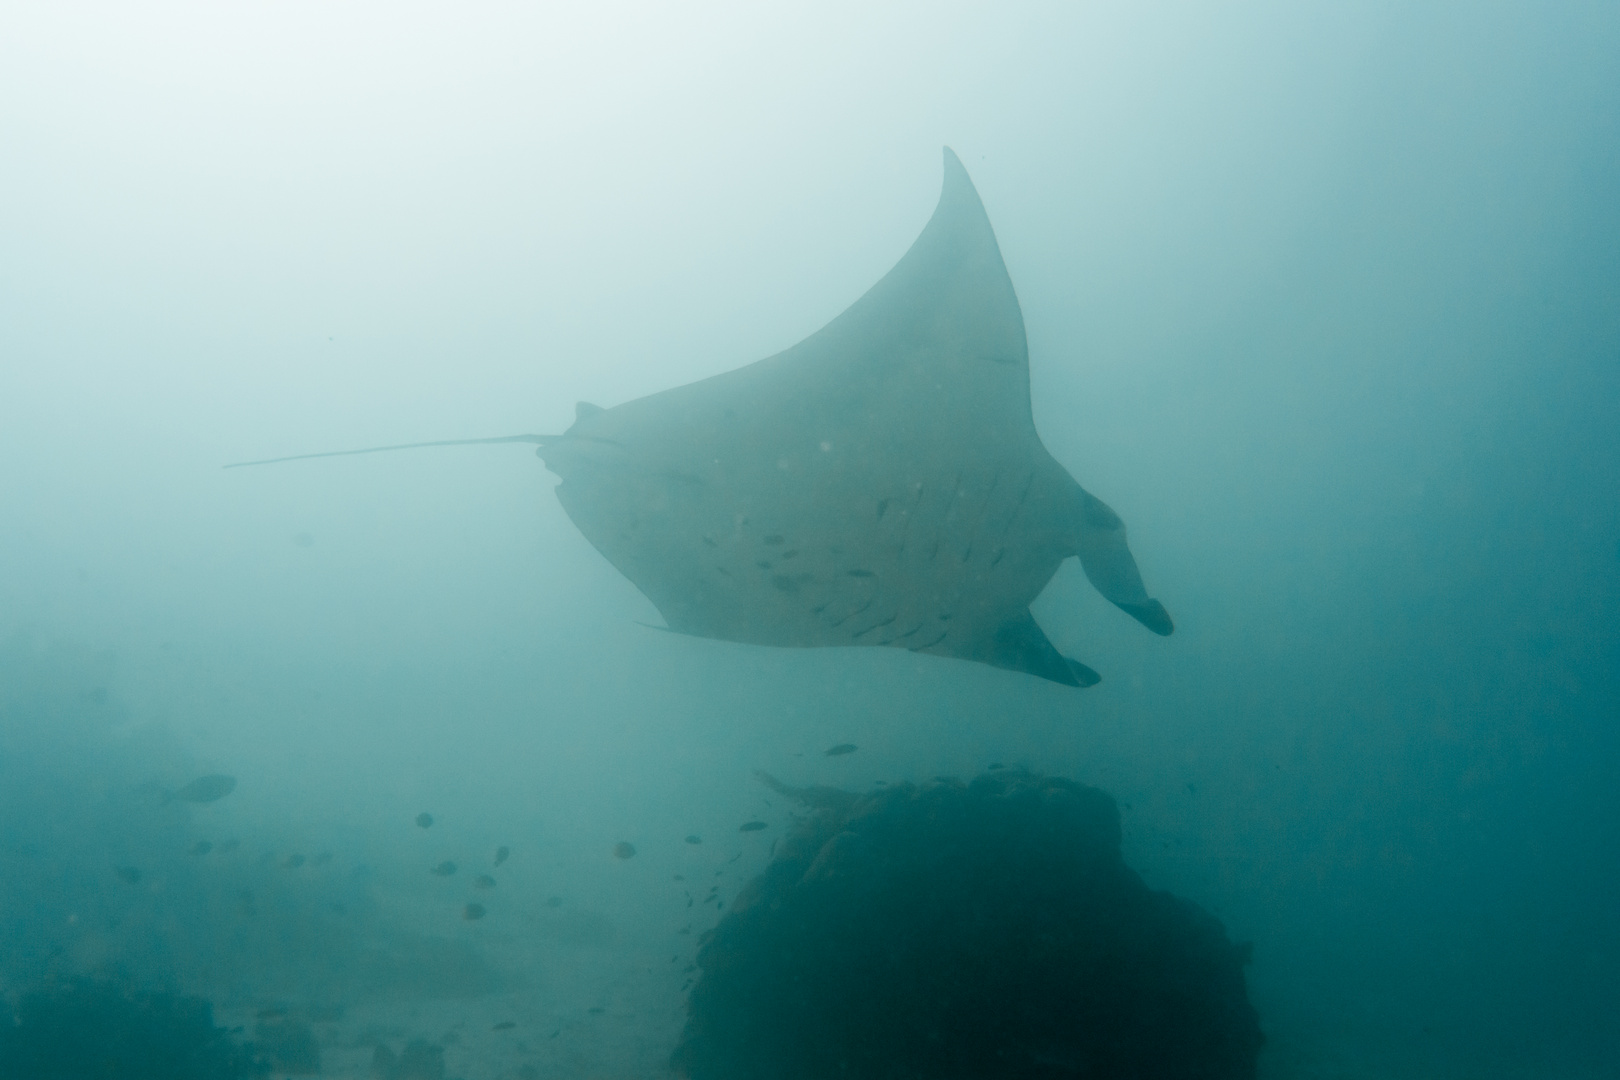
847, 569, 875, 578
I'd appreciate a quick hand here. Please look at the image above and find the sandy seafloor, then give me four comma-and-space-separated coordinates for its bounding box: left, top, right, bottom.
185, 843, 1397, 1080
213, 958, 688, 1079
206, 889, 698, 1079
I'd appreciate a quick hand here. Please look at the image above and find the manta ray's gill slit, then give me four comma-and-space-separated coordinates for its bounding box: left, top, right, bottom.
921, 477, 963, 563
991, 472, 1037, 546
849, 614, 898, 640
879, 622, 925, 645
911, 628, 950, 652
961, 469, 1003, 563
827, 598, 875, 630
824, 565, 881, 628
895, 482, 924, 555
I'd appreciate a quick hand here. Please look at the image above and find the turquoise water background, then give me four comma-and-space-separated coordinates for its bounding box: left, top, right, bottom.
2, 3, 1616, 1076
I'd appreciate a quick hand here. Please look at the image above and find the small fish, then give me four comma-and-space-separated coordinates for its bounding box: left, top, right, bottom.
431, 860, 457, 876
115, 866, 142, 884
739, 821, 767, 832
463, 902, 486, 921
612, 841, 636, 859
824, 743, 857, 756
684, 834, 702, 845
189, 840, 213, 856
587, 1007, 604, 1015
416, 812, 434, 829
494, 845, 510, 866
282, 853, 305, 869
169, 774, 236, 804
545, 895, 563, 908
473, 874, 496, 890
987, 762, 1004, 770
492, 1021, 515, 1031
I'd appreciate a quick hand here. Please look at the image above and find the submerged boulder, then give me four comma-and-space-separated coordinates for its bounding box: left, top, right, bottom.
0, 977, 266, 1079
673, 770, 1262, 1080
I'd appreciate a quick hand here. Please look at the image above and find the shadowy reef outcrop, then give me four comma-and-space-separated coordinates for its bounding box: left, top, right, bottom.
0, 978, 266, 1079
673, 769, 1262, 1080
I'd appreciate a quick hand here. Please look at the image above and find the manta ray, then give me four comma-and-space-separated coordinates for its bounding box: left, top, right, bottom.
230, 149, 1172, 686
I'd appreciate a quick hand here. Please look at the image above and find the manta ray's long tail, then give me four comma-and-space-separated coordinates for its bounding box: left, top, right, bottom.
224, 434, 553, 469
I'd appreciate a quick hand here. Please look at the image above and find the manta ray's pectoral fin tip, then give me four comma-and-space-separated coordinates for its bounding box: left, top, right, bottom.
1115, 599, 1174, 637
575, 401, 605, 422
1065, 658, 1102, 688
939, 146, 974, 193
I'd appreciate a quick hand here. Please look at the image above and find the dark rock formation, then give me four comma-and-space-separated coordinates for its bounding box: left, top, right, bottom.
253, 1015, 320, 1074
673, 770, 1262, 1080
0, 977, 266, 1079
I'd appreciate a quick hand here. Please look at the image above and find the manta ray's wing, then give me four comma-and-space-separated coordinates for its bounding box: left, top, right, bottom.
540, 149, 1171, 686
